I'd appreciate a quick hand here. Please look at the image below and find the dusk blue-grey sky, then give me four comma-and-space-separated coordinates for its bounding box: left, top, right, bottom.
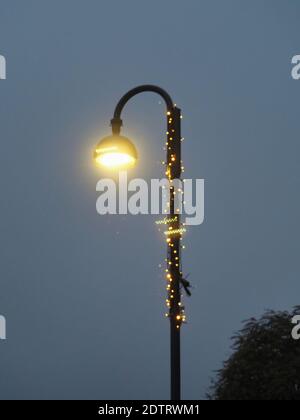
0, 0, 300, 400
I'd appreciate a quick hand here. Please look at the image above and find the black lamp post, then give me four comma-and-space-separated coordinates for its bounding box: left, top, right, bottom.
94, 85, 188, 401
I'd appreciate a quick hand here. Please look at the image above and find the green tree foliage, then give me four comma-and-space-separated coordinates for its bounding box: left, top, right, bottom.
209, 307, 300, 400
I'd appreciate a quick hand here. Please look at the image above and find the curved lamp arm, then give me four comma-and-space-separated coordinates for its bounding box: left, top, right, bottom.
111, 85, 175, 134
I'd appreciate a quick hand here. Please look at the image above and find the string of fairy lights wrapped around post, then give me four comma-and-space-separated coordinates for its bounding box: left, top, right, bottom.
163, 107, 187, 330
94, 85, 191, 401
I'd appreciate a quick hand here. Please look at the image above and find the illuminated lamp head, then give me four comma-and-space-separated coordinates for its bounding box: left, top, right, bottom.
94, 135, 138, 170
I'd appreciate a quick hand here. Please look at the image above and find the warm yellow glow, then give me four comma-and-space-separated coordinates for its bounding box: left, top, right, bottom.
164, 228, 187, 236
95, 152, 136, 169
155, 216, 178, 225
94, 135, 138, 170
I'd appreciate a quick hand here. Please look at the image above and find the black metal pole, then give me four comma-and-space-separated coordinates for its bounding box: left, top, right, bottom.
167, 107, 182, 401
111, 86, 183, 401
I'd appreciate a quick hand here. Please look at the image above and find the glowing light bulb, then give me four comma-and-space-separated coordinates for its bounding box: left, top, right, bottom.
94, 135, 137, 170
95, 152, 136, 168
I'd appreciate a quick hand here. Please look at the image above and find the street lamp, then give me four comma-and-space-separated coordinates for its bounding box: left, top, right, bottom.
95, 85, 188, 401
